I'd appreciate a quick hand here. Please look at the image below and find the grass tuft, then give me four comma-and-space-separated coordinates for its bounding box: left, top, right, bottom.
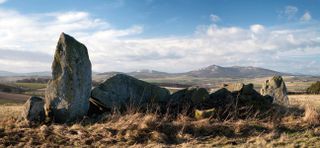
303, 105, 320, 125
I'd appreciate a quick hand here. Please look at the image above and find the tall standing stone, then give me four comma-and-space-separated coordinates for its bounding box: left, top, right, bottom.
260, 76, 288, 105
45, 33, 92, 123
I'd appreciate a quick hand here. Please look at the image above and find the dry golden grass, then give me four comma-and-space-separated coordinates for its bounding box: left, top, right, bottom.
289, 95, 320, 108
303, 105, 320, 125
1, 112, 320, 147
0, 105, 23, 119
1, 95, 320, 147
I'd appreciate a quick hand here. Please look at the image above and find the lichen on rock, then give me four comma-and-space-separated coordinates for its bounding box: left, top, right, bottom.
260, 76, 288, 105
45, 33, 92, 123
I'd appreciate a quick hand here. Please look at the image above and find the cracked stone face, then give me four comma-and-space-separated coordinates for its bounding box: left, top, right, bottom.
45, 33, 92, 123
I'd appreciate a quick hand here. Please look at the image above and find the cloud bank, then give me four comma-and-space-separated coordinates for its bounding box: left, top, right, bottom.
0, 8, 319, 75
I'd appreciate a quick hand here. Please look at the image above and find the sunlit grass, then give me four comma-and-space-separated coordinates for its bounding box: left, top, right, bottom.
14, 83, 47, 90
0, 95, 320, 147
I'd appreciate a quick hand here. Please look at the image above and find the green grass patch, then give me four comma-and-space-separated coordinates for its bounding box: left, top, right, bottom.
0, 99, 25, 105
14, 83, 47, 90
23, 91, 45, 97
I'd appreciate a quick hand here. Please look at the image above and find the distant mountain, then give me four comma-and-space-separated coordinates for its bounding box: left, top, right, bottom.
0, 71, 103, 77
97, 69, 172, 78
127, 69, 172, 78
186, 65, 289, 78
97, 65, 291, 79
1, 65, 291, 78
96, 71, 123, 76
0, 71, 51, 77
0, 71, 17, 77
23, 71, 51, 77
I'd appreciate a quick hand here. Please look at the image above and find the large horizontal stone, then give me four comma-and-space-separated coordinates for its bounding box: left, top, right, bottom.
91, 74, 170, 111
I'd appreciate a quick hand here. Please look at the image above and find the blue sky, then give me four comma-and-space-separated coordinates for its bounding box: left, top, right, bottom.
0, 0, 319, 75
4, 0, 319, 36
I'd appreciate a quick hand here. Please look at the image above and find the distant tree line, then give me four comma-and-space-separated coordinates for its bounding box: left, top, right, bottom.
306, 81, 320, 94
0, 84, 24, 93
16, 78, 50, 83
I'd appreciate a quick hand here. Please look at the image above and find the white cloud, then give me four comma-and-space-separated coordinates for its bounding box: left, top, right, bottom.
210, 14, 220, 23
282, 5, 298, 20
83, 23, 320, 74
56, 12, 89, 23
250, 24, 264, 33
285, 6, 298, 14
300, 11, 312, 21
0, 8, 143, 72
0, 8, 319, 75
0, 0, 6, 4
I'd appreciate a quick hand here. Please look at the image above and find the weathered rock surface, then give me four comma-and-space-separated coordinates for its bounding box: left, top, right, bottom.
167, 83, 272, 117
260, 76, 289, 105
206, 83, 273, 110
91, 74, 170, 111
168, 87, 209, 112
45, 33, 92, 123
205, 88, 234, 108
87, 98, 110, 116
22, 96, 45, 124
224, 83, 244, 93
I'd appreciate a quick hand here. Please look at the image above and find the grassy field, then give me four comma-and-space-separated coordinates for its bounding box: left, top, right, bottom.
0, 105, 23, 119
0, 83, 45, 105
289, 95, 320, 108
0, 95, 320, 147
14, 83, 47, 90
0, 92, 29, 105
140, 76, 316, 93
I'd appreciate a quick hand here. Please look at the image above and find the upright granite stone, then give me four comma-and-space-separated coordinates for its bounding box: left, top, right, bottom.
91, 74, 170, 111
260, 76, 288, 105
45, 33, 92, 123
22, 96, 45, 124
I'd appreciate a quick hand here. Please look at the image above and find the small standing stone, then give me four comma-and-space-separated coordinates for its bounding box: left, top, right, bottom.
260, 76, 289, 105
22, 96, 45, 124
